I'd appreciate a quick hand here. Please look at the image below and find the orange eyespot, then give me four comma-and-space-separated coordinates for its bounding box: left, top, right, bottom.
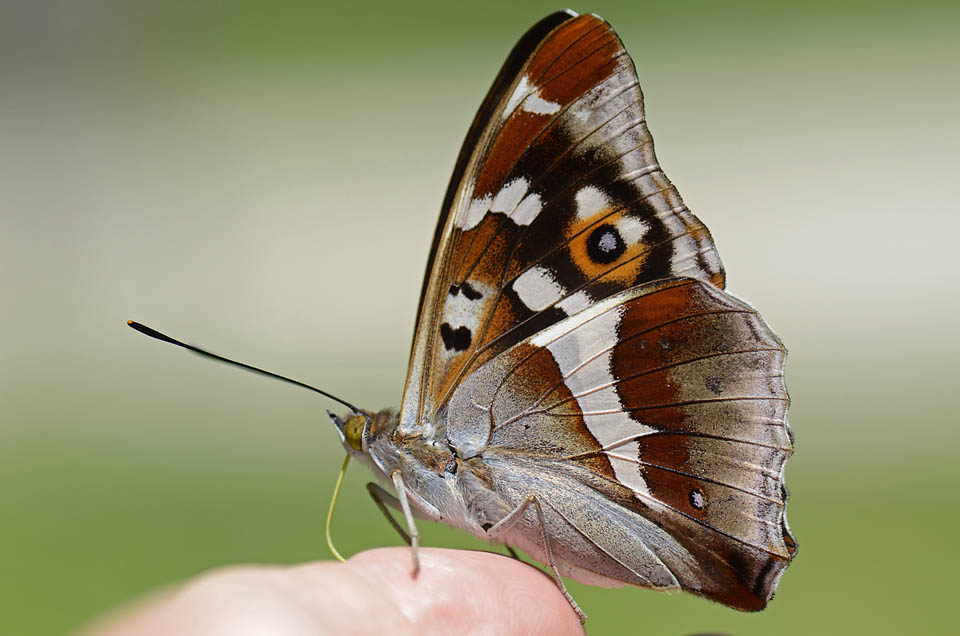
343, 415, 366, 451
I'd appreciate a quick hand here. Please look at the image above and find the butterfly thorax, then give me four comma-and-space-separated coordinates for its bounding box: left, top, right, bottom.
333, 407, 516, 536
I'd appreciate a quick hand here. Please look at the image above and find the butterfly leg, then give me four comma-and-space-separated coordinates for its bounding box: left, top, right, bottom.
390, 470, 420, 577
532, 497, 587, 623
371, 481, 521, 565
486, 496, 587, 623
365, 482, 412, 546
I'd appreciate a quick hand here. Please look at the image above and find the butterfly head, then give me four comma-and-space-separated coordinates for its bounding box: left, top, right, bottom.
328, 408, 399, 456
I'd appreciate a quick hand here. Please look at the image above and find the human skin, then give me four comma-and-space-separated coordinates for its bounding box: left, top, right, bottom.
82, 547, 585, 636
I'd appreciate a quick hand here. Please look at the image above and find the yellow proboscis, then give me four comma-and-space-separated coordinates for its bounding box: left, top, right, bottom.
325, 453, 352, 563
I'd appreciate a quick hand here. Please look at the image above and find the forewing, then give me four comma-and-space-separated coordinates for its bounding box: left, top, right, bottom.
449, 278, 795, 610
401, 12, 725, 431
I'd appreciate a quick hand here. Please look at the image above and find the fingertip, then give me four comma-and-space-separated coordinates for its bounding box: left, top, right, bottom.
346, 548, 584, 636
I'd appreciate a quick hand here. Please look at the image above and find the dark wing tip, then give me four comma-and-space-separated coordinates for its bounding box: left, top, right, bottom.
540, 9, 579, 23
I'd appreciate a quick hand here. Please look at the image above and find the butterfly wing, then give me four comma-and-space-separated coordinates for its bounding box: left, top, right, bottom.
397, 11, 795, 609
400, 12, 725, 432
446, 277, 795, 610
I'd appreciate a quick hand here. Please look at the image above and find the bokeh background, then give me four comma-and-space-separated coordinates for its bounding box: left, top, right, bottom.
2, 1, 957, 634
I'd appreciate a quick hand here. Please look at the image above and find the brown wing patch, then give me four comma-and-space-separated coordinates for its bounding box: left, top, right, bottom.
524, 15, 608, 83
535, 23, 623, 105
616, 273, 735, 333
472, 17, 620, 199
639, 434, 787, 501
450, 214, 517, 289
608, 280, 790, 449
472, 112, 555, 200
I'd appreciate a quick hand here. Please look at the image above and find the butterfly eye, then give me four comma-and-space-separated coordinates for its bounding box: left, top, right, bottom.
343, 414, 366, 451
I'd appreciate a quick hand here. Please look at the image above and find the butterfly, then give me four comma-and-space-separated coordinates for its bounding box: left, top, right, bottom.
322, 10, 796, 620
130, 8, 795, 623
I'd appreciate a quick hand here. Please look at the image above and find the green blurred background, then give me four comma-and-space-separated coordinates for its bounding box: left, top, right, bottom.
2, 1, 957, 634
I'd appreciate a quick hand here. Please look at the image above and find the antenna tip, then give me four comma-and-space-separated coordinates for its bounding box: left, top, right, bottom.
127, 321, 156, 338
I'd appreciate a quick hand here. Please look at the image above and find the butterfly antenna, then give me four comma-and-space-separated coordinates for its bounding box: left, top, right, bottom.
325, 453, 352, 563
126, 320, 360, 414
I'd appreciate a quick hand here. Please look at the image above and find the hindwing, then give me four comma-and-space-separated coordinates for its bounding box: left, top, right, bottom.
447, 277, 796, 610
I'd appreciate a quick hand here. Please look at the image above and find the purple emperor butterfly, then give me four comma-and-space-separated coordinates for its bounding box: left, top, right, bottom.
330, 10, 796, 617
132, 9, 796, 622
